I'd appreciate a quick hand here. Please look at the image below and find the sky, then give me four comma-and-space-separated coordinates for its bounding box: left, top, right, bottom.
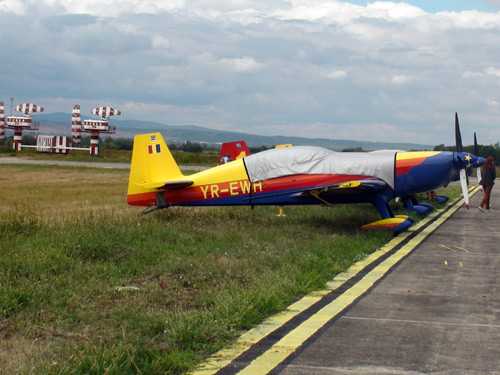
2, 0, 500, 146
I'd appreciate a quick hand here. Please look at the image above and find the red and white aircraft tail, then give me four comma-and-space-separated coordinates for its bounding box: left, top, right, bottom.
218, 141, 251, 165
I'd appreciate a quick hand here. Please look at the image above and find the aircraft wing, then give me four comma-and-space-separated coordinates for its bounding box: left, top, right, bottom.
246, 178, 388, 202
298, 178, 387, 197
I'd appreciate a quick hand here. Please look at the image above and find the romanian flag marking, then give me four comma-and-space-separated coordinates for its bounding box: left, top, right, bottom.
148, 144, 161, 154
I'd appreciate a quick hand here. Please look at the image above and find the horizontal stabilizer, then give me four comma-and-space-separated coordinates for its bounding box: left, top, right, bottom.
137, 180, 193, 190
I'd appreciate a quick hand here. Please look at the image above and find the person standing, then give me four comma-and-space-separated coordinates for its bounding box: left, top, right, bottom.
479, 156, 496, 212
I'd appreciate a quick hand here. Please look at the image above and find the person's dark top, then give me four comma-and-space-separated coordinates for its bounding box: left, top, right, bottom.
480, 167, 496, 187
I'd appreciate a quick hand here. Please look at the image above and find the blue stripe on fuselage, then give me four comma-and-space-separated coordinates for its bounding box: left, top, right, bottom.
173, 182, 395, 207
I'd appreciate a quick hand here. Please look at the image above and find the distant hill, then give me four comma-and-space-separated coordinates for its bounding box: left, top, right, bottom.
31, 112, 432, 151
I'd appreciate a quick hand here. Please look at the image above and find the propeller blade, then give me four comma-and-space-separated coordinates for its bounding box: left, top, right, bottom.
474, 132, 478, 155
474, 132, 482, 186
459, 169, 469, 209
455, 112, 463, 153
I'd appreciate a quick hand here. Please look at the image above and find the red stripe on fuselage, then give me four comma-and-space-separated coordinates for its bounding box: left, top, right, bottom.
167, 179, 260, 203
258, 174, 370, 193
127, 192, 156, 206
127, 174, 373, 207
395, 157, 427, 175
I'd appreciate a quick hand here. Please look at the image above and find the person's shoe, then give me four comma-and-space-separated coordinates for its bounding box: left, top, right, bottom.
478, 206, 485, 212
487, 208, 492, 212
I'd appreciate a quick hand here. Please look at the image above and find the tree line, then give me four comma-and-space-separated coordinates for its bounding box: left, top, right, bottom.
3, 134, 499, 163
433, 143, 500, 165
4, 135, 271, 154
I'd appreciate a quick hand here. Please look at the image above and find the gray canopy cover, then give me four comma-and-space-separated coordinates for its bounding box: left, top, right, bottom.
243, 146, 397, 189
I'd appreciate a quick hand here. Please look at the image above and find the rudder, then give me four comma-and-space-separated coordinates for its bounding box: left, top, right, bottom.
219, 140, 250, 165
127, 133, 186, 206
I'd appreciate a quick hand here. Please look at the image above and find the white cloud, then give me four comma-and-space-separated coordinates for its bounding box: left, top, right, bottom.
2, 0, 500, 145
487, 98, 500, 106
391, 75, 415, 84
366, 1, 427, 19
0, 0, 26, 15
220, 56, 263, 72
151, 35, 170, 49
275, 0, 426, 25
485, 67, 500, 77
436, 9, 500, 29
462, 71, 484, 79
323, 70, 348, 79
56, 0, 185, 16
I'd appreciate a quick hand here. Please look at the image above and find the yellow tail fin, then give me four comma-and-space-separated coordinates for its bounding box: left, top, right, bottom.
127, 133, 188, 206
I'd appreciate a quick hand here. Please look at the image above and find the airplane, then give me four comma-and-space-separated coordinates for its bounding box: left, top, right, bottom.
127, 115, 485, 232
218, 141, 290, 165
219, 143, 445, 215
218, 141, 250, 165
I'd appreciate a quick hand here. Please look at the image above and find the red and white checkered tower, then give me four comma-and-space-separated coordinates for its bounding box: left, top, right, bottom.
0, 102, 6, 144
81, 106, 118, 156
6, 103, 43, 151
71, 105, 82, 146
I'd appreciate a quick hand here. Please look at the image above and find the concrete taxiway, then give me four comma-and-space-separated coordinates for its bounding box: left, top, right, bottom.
278, 186, 500, 374
192, 184, 500, 375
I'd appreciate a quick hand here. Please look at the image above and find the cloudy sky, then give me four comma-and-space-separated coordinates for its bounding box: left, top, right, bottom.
2, 0, 500, 145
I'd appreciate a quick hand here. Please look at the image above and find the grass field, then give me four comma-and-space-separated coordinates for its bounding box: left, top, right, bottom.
0, 164, 460, 374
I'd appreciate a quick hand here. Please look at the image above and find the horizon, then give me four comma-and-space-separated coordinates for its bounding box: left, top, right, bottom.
3, 110, 462, 149
2, 1, 500, 146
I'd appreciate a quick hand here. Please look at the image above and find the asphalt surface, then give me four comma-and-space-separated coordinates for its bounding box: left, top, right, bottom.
191, 185, 500, 375
278, 186, 500, 375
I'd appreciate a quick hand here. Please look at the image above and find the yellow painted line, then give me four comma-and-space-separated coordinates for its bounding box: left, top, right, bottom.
460, 262, 463, 267
440, 244, 471, 254
190, 231, 415, 375
236, 189, 480, 375
454, 245, 470, 253
189, 191, 475, 375
440, 244, 456, 252
236, 199, 466, 375
189, 234, 410, 375
445, 261, 448, 266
